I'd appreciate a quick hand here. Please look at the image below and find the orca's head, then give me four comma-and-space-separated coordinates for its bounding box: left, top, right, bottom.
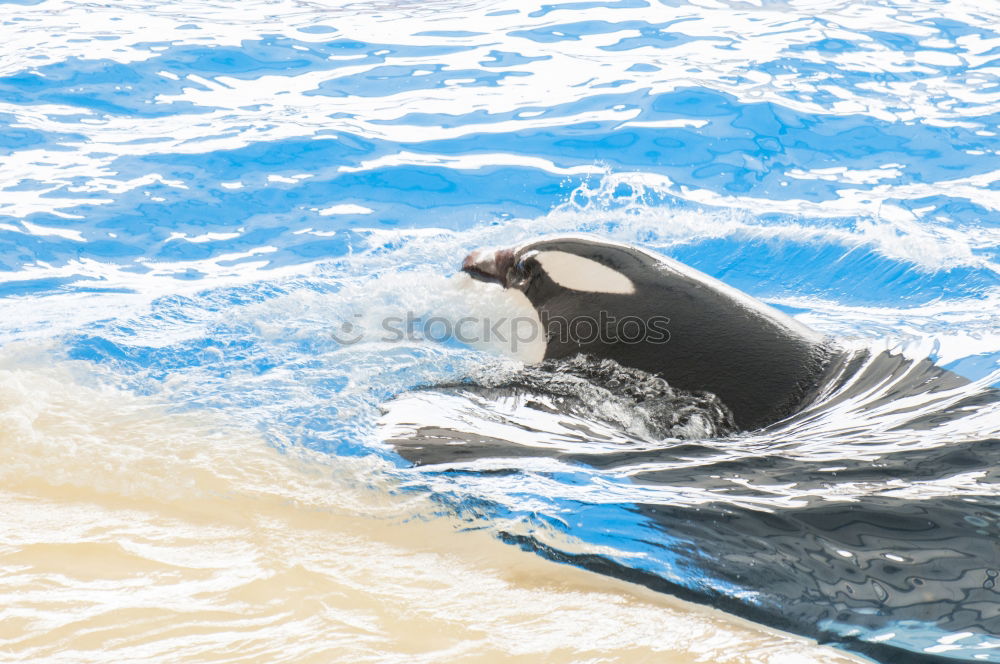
462, 235, 644, 303
461, 235, 668, 362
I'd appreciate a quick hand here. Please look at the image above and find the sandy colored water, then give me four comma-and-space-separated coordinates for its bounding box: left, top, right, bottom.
0, 361, 867, 664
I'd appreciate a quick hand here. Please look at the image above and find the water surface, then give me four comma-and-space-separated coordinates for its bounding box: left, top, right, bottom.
1, 0, 999, 661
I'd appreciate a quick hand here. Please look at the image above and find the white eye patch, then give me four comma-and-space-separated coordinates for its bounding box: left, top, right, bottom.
533, 250, 636, 295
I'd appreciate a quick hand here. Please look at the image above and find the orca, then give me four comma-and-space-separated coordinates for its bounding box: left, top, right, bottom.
462, 234, 838, 430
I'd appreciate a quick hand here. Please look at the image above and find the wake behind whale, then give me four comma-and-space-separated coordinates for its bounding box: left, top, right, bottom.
384, 355, 737, 467
379, 236, 1000, 664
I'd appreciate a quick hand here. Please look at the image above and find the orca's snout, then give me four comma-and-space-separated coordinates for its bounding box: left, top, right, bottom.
462, 248, 515, 287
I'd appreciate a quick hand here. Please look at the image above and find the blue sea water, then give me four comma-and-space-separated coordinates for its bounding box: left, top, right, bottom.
1, 0, 999, 662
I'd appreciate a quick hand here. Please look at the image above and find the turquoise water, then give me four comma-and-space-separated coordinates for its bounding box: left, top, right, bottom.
2, 1, 999, 662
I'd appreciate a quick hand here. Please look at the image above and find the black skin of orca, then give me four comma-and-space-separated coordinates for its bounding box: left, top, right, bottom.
463, 235, 837, 430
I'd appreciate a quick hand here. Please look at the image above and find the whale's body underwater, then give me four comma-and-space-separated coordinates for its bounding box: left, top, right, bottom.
380, 236, 1000, 664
